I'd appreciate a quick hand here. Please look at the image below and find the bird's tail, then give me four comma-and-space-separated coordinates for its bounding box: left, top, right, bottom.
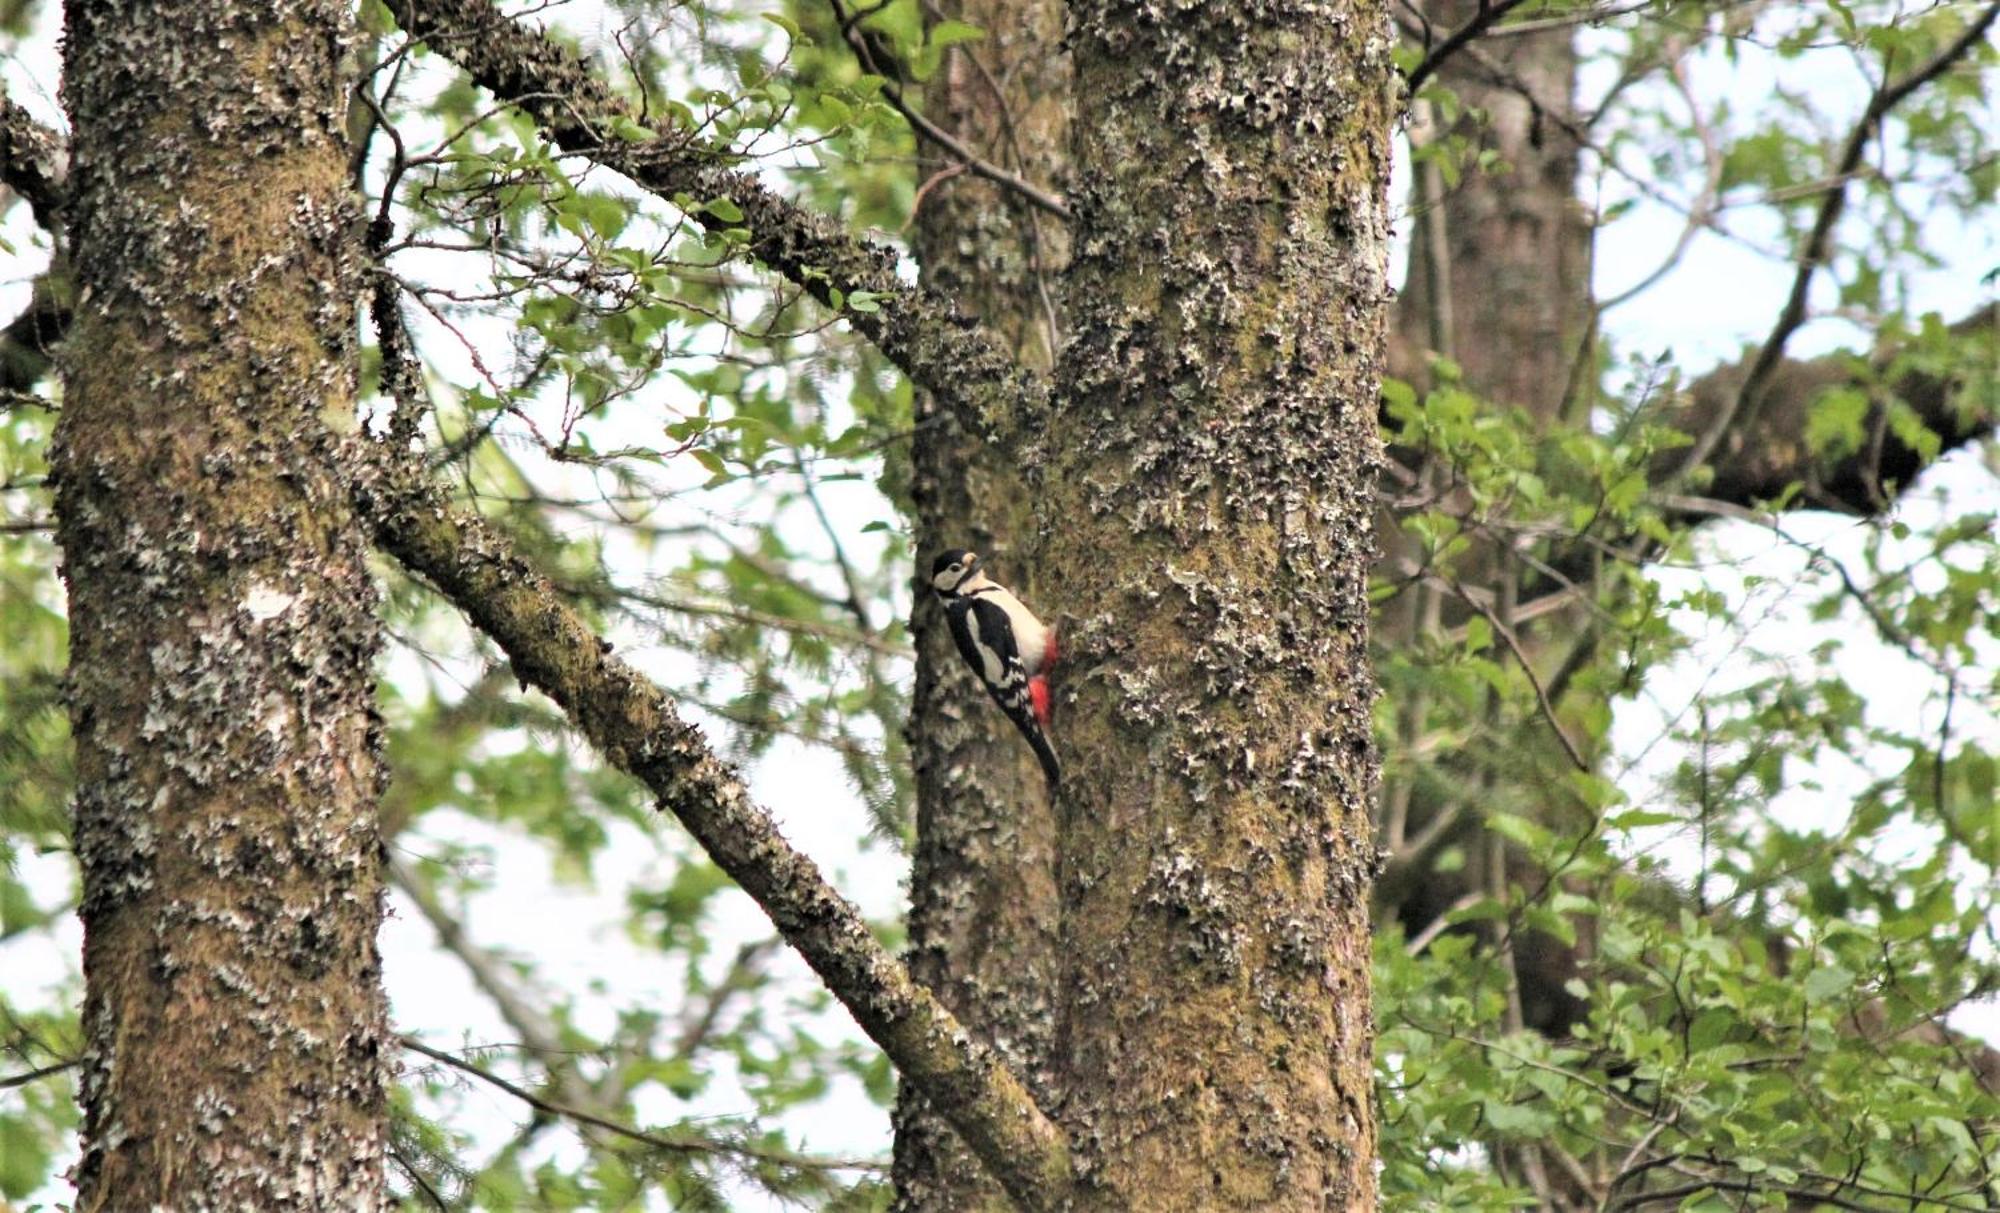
1023, 723, 1061, 795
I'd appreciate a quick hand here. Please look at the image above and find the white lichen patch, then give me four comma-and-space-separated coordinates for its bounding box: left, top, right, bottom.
241, 582, 297, 621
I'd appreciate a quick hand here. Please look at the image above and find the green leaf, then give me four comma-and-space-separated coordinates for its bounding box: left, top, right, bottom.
1802, 964, 1854, 1005
928, 19, 986, 48
690, 448, 730, 479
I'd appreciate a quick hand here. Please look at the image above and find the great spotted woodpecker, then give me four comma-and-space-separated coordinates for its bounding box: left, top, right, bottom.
930, 549, 1061, 792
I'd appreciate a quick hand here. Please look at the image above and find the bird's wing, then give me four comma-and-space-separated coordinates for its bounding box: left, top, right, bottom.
947, 597, 1060, 791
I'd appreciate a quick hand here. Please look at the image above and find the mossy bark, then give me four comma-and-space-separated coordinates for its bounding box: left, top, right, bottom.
52, 2, 390, 1206
896, 0, 1071, 1206
1045, 2, 1393, 1205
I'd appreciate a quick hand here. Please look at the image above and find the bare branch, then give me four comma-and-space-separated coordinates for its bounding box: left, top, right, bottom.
1677, 1, 2000, 479
1405, 0, 1533, 97
0, 1058, 78, 1090
379, 0, 1047, 439
356, 451, 1073, 1210
669, 939, 778, 1059
387, 856, 598, 1103
401, 1036, 886, 1174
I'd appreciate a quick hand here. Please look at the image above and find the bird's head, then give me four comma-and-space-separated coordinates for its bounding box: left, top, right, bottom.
930, 549, 981, 594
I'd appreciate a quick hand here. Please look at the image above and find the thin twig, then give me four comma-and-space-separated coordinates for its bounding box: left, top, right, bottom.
401, 1036, 885, 1173
0, 1058, 79, 1089
1405, 0, 1533, 96
793, 453, 878, 636
828, 0, 1071, 221
1426, 567, 1592, 772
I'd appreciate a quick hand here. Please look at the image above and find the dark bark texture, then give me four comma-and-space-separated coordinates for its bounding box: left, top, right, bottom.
895, 0, 1073, 1206
52, 2, 391, 1207
1045, 1, 1394, 1205
1394, 0, 1591, 418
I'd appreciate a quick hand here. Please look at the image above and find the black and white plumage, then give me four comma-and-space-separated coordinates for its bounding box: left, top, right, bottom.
930, 549, 1061, 792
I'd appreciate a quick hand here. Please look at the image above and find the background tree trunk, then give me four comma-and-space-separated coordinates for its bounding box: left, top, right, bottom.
52, 2, 390, 1206
895, 0, 1072, 1206
1376, 0, 1598, 1036
1044, 1, 1393, 1204
1393, 0, 1592, 415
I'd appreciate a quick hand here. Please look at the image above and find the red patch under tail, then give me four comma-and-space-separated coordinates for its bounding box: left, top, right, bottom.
1029, 676, 1051, 728
1043, 629, 1059, 670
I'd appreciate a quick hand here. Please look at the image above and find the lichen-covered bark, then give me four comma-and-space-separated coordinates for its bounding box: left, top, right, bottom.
0, 89, 71, 401
52, 2, 389, 1207
896, 0, 1071, 1205
0, 84, 67, 234
359, 461, 1073, 1212
1661, 301, 1997, 513
1046, 1, 1393, 1205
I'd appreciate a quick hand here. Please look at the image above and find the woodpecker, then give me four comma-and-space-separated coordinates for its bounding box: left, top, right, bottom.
930, 549, 1061, 792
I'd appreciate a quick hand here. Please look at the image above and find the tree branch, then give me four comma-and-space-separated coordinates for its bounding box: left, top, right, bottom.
1678, 0, 2000, 478
1404, 0, 1533, 96
827, 0, 1071, 221
356, 451, 1072, 1210
401, 1036, 885, 1174
0, 1058, 79, 1090
0, 271, 69, 398
379, 0, 1047, 438
0, 84, 67, 234
387, 855, 605, 1108
1659, 302, 1996, 515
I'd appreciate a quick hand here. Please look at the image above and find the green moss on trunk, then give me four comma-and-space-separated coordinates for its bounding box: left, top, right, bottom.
1046, 1, 1394, 1205
53, 2, 390, 1206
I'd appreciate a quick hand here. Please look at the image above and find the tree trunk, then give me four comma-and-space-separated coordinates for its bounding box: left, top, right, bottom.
896, 0, 1072, 1206
1045, 2, 1393, 1204
1394, 0, 1592, 417
52, 2, 390, 1206
1376, 0, 1598, 1038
